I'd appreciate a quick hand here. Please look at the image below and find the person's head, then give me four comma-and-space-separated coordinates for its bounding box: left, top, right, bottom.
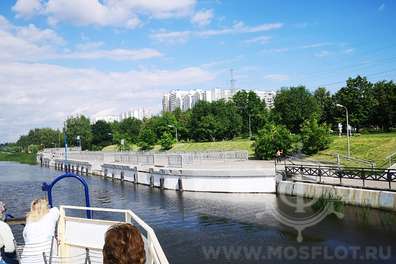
103, 223, 145, 264
0, 201, 6, 221
26, 198, 49, 222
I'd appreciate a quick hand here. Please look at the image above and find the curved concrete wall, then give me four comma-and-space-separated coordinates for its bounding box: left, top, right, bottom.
99, 163, 276, 193
277, 181, 396, 211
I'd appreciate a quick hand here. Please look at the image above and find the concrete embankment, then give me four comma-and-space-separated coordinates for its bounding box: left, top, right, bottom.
40, 149, 277, 193
277, 181, 396, 211
102, 163, 276, 193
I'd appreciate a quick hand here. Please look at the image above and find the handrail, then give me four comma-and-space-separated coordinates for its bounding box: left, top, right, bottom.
285, 163, 395, 172
385, 151, 396, 160
60, 205, 169, 264
42, 173, 92, 218
337, 153, 374, 166
284, 164, 396, 189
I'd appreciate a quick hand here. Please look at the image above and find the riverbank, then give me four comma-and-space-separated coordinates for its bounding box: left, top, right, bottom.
310, 132, 396, 167
0, 152, 37, 165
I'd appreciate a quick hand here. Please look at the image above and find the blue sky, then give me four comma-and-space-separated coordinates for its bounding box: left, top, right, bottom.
0, 0, 395, 142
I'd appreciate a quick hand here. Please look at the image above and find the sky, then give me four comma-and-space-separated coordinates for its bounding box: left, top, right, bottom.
0, 0, 395, 143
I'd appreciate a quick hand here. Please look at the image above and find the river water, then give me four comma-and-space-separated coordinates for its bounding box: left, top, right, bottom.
0, 161, 395, 263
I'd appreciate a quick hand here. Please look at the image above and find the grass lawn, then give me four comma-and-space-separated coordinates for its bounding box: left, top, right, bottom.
169, 138, 254, 155
0, 152, 37, 165
102, 138, 254, 155
102, 144, 139, 152
310, 132, 396, 167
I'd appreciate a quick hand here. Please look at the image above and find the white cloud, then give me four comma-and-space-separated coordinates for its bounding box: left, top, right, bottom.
12, 0, 44, 18
242, 22, 283, 33
0, 62, 214, 142
75, 41, 104, 51
261, 48, 289, 54
378, 3, 385, 11
150, 30, 191, 44
198, 22, 283, 37
315, 50, 331, 58
244, 35, 272, 44
12, 0, 196, 28
0, 16, 12, 30
0, 16, 162, 62
151, 21, 283, 43
16, 23, 64, 45
0, 16, 60, 61
191, 9, 213, 27
263, 74, 289, 81
343, 48, 354, 54
62, 48, 162, 61
300, 42, 332, 49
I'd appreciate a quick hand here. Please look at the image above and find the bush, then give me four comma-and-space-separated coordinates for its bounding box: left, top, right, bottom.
301, 116, 332, 155
160, 132, 175, 151
253, 123, 294, 160
138, 127, 157, 150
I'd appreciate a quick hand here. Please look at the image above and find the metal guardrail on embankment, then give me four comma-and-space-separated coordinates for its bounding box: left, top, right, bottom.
285, 164, 396, 190
384, 151, 396, 168
39, 150, 249, 168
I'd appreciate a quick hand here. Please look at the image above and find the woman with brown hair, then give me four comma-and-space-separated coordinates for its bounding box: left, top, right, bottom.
103, 223, 146, 264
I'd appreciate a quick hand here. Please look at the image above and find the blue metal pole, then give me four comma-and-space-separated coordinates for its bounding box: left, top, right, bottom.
64, 131, 68, 163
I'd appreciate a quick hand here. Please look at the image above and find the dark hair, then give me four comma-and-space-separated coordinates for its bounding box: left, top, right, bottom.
103, 223, 146, 264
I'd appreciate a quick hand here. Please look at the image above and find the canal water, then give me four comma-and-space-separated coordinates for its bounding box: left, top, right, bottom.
1, 161, 395, 263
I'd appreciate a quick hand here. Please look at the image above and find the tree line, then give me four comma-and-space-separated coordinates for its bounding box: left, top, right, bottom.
9, 75, 396, 159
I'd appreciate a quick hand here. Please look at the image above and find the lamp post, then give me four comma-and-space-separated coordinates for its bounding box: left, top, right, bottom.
336, 104, 350, 158
168, 125, 178, 142
120, 139, 125, 152
63, 122, 68, 163
248, 114, 252, 139
76, 135, 81, 150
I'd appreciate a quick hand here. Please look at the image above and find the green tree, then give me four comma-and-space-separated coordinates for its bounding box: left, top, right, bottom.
314, 87, 336, 126
143, 112, 178, 140
372, 80, 396, 131
334, 76, 375, 131
190, 100, 242, 141
138, 126, 157, 150
253, 123, 294, 160
16, 128, 62, 151
112, 117, 142, 145
91, 120, 113, 149
232, 90, 267, 136
160, 132, 175, 150
65, 115, 92, 150
300, 116, 332, 155
273, 86, 319, 133
173, 108, 191, 141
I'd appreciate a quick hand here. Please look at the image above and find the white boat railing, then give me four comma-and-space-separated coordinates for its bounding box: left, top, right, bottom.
58, 205, 169, 264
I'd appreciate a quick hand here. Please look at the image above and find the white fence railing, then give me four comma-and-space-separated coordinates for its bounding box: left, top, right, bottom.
59, 205, 169, 264
40, 149, 248, 168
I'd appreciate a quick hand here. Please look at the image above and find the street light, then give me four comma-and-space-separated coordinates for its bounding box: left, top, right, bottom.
120, 139, 125, 152
63, 122, 68, 163
336, 103, 350, 158
76, 135, 81, 150
248, 114, 252, 139
168, 125, 178, 142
